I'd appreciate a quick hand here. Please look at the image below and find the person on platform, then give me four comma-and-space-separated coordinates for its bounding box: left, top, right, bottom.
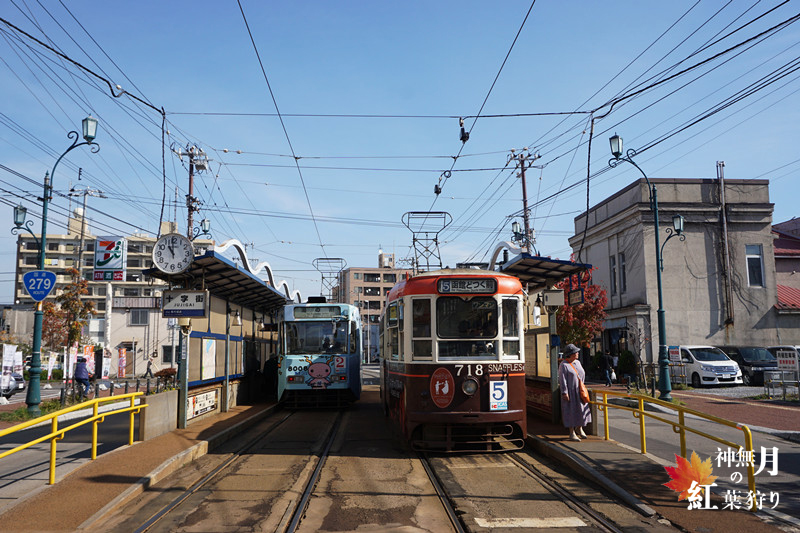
603, 350, 614, 387
75, 357, 91, 398
143, 353, 156, 378
559, 344, 591, 442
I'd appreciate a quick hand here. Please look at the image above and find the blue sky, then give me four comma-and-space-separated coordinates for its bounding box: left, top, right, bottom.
1, 1, 799, 299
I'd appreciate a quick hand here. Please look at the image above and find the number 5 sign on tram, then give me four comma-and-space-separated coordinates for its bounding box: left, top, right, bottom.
490, 380, 508, 411
23, 270, 57, 302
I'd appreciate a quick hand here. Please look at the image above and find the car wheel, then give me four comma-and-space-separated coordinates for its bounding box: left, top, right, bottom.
742, 373, 751, 386
691, 373, 702, 388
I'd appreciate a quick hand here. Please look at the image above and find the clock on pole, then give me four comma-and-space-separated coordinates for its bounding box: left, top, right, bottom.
153, 233, 194, 274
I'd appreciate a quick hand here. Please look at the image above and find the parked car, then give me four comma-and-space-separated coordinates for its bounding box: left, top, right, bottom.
717, 346, 778, 386
678, 346, 743, 388
1, 371, 26, 399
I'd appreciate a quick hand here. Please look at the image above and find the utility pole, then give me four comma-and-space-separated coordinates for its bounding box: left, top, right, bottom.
172, 145, 209, 237
509, 148, 539, 253
68, 186, 106, 279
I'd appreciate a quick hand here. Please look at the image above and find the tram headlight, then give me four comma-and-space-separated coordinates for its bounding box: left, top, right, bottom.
461, 378, 479, 396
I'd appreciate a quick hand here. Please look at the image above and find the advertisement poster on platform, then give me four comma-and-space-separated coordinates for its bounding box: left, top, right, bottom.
202, 339, 216, 381
118, 348, 127, 378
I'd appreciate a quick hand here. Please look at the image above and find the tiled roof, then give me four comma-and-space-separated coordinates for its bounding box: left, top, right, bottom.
773, 229, 800, 256
776, 284, 800, 311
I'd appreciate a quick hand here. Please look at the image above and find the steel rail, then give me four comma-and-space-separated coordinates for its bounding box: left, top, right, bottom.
133, 411, 294, 533
284, 410, 345, 533
418, 453, 467, 533
509, 452, 625, 533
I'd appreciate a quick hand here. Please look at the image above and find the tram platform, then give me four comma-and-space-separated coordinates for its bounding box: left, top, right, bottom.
0, 386, 796, 532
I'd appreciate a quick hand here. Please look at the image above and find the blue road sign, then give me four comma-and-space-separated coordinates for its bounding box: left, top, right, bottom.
23, 270, 57, 302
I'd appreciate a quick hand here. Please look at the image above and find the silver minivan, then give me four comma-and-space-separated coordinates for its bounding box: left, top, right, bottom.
679, 345, 743, 387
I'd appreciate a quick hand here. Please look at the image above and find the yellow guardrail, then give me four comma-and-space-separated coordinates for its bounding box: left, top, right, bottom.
593, 389, 756, 510
0, 393, 147, 485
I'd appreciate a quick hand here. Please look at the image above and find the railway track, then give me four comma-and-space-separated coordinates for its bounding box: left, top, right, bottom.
129, 409, 344, 533
420, 449, 627, 533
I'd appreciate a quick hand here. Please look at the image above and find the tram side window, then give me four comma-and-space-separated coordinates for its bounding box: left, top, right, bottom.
387, 302, 400, 360
411, 298, 432, 359
502, 298, 520, 357
349, 321, 358, 354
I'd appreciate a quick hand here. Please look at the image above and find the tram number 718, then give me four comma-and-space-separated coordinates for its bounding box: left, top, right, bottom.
455, 364, 483, 376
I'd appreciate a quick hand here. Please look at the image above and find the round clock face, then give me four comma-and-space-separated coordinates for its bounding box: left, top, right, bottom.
153, 233, 194, 274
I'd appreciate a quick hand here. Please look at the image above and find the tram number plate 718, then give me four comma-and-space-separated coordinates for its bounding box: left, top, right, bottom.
490, 380, 508, 411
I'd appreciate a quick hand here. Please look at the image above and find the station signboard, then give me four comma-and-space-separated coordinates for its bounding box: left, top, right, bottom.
162, 290, 209, 317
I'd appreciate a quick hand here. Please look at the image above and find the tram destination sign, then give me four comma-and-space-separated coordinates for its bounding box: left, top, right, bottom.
438, 278, 496, 294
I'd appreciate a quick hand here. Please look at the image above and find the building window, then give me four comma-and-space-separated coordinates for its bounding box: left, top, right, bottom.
130, 309, 149, 326
126, 273, 141, 282
353, 273, 361, 280
745, 244, 765, 287
124, 288, 139, 297
25, 241, 39, 251
48, 242, 59, 251
618, 253, 626, 293
128, 243, 142, 254
384, 287, 391, 295
162, 346, 173, 364
356, 286, 362, 294
609, 255, 617, 295
25, 256, 38, 266
96, 286, 107, 296
364, 287, 380, 296
86, 242, 95, 252
383, 273, 396, 283
127, 257, 141, 268
96, 301, 106, 311
364, 273, 380, 283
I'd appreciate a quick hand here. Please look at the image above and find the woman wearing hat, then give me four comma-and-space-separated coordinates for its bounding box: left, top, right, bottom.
558, 343, 591, 441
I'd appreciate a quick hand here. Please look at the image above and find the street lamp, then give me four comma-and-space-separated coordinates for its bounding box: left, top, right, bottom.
17, 117, 99, 415
608, 134, 685, 401
191, 218, 211, 241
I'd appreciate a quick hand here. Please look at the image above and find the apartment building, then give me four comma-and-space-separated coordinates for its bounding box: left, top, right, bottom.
12, 210, 212, 373
334, 251, 412, 360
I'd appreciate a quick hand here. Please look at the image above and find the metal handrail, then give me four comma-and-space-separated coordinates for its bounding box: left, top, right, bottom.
592, 389, 756, 511
0, 392, 147, 484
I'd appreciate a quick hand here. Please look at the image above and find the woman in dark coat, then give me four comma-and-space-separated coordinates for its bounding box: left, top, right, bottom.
558, 344, 592, 441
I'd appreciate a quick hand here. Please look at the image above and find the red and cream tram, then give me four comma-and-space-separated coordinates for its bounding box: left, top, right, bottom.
380, 269, 526, 452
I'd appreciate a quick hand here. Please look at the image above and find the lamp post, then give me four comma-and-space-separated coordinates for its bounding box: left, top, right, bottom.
609, 134, 684, 401
14, 117, 99, 415
190, 218, 211, 241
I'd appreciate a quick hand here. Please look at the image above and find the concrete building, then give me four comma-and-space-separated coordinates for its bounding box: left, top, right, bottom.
568, 177, 799, 362
334, 251, 412, 360
12, 210, 212, 374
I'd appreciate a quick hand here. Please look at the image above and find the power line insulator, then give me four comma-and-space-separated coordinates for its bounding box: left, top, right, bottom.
434, 184, 442, 195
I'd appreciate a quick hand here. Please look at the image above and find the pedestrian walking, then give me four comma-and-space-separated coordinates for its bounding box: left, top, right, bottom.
143, 353, 156, 378
603, 350, 614, 386
75, 357, 90, 398
559, 344, 592, 442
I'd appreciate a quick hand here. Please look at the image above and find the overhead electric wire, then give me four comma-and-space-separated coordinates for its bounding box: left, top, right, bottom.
237, 0, 327, 257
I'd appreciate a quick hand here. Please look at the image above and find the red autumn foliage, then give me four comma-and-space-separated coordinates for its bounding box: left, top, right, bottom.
554, 267, 608, 348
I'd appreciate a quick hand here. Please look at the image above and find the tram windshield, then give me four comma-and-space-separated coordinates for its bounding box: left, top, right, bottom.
436, 297, 498, 338
285, 320, 351, 355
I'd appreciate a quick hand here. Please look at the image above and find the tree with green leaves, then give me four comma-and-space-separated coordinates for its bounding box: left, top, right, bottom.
555, 267, 608, 348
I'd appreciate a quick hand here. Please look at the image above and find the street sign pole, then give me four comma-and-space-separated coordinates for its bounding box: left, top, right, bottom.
22, 269, 57, 416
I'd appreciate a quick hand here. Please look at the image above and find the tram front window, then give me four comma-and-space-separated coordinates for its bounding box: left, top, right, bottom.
437, 296, 497, 358
286, 321, 349, 355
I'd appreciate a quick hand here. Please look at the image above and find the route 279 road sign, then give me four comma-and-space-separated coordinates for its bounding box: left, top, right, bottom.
22, 270, 57, 302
